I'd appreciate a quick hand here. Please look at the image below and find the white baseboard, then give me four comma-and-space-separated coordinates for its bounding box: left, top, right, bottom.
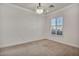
50, 39, 79, 48
0, 38, 43, 48
0, 38, 79, 49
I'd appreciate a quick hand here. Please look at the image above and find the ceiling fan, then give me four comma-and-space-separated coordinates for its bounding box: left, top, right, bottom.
36, 3, 54, 14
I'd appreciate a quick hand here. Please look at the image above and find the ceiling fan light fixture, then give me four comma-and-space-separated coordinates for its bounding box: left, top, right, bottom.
36, 8, 44, 14
36, 3, 44, 14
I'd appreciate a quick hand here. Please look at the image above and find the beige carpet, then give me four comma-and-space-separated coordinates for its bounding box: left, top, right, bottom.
0, 39, 79, 56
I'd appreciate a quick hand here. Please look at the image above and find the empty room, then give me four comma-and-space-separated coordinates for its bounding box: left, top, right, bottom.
0, 3, 79, 56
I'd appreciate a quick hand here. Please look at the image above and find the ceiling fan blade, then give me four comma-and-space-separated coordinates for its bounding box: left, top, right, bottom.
39, 3, 41, 7
49, 5, 54, 8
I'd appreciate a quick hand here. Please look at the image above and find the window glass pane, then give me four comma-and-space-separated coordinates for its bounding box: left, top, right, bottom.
51, 26, 56, 34
51, 18, 56, 26
57, 29, 62, 35
57, 26, 63, 35
57, 17, 63, 25
57, 26, 63, 31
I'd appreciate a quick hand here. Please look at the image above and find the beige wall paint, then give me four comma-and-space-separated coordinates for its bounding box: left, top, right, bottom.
0, 4, 45, 48
46, 4, 79, 48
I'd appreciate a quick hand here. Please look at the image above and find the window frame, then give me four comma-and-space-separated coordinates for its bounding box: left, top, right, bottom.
50, 16, 64, 35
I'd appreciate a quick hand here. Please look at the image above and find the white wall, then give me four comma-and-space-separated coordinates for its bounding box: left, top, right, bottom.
46, 4, 79, 48
0, 3, 79, 48
0, 4, 45, 48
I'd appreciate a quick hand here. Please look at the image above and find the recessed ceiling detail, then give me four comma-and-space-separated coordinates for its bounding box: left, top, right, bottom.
13, 3, 72, 15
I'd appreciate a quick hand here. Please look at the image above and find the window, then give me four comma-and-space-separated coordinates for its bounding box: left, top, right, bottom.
51, 17, 64, 35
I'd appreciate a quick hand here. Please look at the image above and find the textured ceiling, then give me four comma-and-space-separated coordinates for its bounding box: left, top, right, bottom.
13, 3, 72, 14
